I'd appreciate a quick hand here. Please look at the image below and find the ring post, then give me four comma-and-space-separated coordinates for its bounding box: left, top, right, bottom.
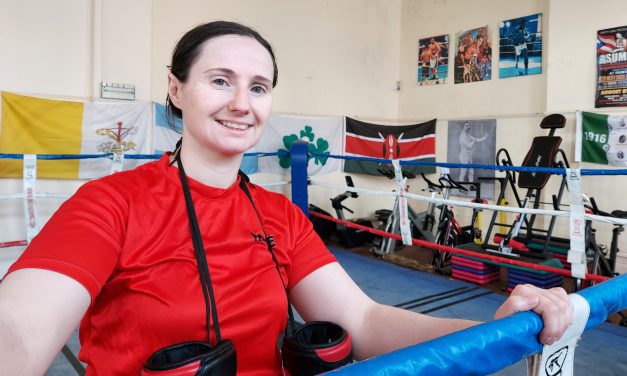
290, 140, 309, 216
325, 274, 627, 376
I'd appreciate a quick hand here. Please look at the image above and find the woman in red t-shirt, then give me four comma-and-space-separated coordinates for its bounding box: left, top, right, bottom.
0, 20, 573, 375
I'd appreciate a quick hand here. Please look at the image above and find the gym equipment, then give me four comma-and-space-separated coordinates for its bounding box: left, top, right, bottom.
485, 114, 570, 258
580, 196, 626, 326
456, 115, 568, 289
372, 169, 436, 256
331, 176, 376, 248
422, 173, 488, 275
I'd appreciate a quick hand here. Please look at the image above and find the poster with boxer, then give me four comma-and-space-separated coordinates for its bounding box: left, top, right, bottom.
454, 26, 491, 84
498, 13, 543, 78
418, 34, 449, 85
446, 119, 496, 200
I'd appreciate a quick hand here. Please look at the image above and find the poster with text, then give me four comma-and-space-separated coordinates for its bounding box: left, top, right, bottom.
596, 25, 627, 108
446, 119, 496, 200
499, 13, 543, 78
418, 34, 449, 85
455, 26, 491, 84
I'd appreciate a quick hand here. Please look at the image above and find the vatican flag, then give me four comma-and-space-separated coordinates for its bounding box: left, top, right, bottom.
0, 91, 150, 179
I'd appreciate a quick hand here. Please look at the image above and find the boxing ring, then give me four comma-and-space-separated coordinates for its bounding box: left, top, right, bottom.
2, 145, 627, 375
286, 142, 627, 375
325, 274, 627, 375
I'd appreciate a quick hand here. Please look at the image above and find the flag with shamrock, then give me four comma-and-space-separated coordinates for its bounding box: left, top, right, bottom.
256, 113, 344, 175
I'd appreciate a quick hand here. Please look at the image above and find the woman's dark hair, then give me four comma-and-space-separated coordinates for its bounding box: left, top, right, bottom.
165, 20, 278, 132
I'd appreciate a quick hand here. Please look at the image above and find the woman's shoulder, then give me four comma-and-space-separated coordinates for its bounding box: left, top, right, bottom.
77, 159, 167, 198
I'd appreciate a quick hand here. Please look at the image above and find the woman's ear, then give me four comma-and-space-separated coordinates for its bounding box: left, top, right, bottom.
168, 73, 182, 108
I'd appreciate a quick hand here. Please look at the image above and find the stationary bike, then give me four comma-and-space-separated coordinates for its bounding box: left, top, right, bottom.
331, 175, 376, 248
371, 168, 437, 256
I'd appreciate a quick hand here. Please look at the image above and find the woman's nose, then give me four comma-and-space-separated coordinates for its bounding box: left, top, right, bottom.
227, 87, 251, 114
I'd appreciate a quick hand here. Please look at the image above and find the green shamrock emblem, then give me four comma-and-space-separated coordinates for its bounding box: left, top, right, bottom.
277, 125, 330, 169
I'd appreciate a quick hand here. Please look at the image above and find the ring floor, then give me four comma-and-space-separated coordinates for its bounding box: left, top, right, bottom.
45, 247, 627, 375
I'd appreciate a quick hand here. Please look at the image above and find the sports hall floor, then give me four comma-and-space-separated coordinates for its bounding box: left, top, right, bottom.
45, 245, 627, 376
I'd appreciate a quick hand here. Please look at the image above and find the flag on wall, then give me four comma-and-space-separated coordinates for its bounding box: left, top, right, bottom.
152, 102, 258, 174
0, 91, 150, 178
152, 102, 181, 154
256, 113, 343, 175
79, 101, 150, 178
576, 111, 627, 166
343, 117, 436, 176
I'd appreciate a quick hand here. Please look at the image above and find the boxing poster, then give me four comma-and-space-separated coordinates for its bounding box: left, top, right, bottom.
343, 117, 436, 176
595, 25, 627, 108
454, 26, 492, 84
498, 13, 543, 78
446, 119, 496, 200
418, 34, 449, 85
576, 111, 627, 166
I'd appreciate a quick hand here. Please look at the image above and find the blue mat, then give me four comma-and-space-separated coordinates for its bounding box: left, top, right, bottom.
330, 247, 627, 376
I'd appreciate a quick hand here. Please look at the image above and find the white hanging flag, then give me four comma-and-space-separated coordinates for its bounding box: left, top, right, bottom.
256, 113, 343, 175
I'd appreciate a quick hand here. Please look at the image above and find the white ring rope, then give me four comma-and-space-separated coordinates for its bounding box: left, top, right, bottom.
256, 181, 290, 188
0, 192, 72, 201
308, 180, 627, 226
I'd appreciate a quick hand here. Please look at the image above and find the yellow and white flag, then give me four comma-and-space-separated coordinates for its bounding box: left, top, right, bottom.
0, 92, 150, 179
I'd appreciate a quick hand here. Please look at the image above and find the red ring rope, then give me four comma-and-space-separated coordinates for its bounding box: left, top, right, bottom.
0, 240, 27, 248
309, 211, 610, 283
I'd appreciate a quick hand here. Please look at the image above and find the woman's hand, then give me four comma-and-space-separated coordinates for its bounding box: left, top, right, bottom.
493, 284, 573, 345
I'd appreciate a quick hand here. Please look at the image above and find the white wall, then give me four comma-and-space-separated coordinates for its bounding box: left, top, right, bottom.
545, 0, 627, 271
399, 0, 548, 119
150, 0, 402, 119
1, 0, 626, 272
0, 0, 92, 98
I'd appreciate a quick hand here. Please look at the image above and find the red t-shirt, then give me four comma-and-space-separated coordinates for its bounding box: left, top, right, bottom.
7, 154, 336, 375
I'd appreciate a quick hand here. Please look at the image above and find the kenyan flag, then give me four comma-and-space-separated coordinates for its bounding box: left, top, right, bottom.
343, 117, 436, 176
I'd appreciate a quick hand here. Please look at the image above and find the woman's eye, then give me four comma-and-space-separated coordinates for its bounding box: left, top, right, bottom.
212, 78, 228, 86
251, 85, 267, 95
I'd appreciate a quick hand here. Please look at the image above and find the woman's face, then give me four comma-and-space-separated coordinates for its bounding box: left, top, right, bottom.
169, 35, 274, 158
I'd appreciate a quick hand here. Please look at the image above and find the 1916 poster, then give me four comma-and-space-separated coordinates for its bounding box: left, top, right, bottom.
596, 25, 627, 107
418, 34, 449, 85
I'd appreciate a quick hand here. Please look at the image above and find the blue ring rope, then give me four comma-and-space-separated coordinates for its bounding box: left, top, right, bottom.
0, 151, 283, 160
311, 152, 627, 176
1, 151, 626, 176
326, 274, 627, 375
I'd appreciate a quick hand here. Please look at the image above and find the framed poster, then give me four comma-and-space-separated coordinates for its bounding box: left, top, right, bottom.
454, 26, 491, 84
446, 119, 496, 200
596, 25, 627, 107
499, 14, 543, 78
418, 34, 449, 85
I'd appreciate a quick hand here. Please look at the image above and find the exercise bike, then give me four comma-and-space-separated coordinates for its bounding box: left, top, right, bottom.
583, 196, 626, 327
371, 168, 437, 256
330, 175, 376, 248
422, 173, 482, 274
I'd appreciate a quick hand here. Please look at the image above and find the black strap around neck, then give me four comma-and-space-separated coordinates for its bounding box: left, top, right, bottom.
237, 173, 297, 336
176, 154, 223, 343
174, 140, 297, 344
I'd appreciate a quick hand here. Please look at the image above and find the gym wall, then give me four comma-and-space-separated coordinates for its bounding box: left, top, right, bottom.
0, 0, 626, 271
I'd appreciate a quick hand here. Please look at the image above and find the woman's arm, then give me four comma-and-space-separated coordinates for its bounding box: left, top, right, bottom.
0, 269, 90, 376
290, 262, 572, 360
